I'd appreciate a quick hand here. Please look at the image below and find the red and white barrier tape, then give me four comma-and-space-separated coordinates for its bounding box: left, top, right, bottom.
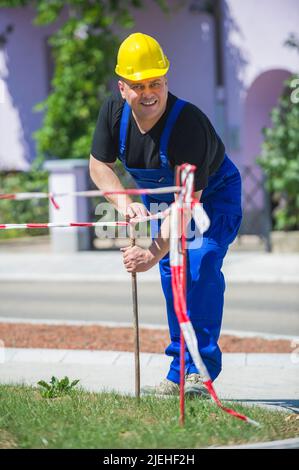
0, 222, 128, 230
0, 208, 171, 230
0, 186, 180, 202
170, 165, 259, 426
0, 192, 61, 209
0, 196, 173, 230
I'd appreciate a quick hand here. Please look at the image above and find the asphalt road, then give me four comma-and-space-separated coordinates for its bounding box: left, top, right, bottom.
0, 281, 298, 336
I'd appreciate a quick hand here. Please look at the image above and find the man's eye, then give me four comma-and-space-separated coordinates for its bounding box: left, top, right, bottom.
132, 85, 142, 91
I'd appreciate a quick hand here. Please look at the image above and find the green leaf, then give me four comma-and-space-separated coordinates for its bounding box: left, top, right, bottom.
37, 381, 51, 390
70, 380, 80, 388
59, 377, 70, 390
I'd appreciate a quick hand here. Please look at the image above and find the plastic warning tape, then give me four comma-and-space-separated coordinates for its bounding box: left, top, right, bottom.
170, 164, 259, 426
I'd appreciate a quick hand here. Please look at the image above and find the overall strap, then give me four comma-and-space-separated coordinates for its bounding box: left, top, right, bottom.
160, 98, 187, 168
119, 101, 131, 162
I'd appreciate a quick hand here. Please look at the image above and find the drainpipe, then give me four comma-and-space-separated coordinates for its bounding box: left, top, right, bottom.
189, 0, 227, 141
213, 0, 227, 143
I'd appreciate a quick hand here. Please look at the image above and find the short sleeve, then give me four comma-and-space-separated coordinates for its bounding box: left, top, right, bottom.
91, 95, 119, 163
168, 104, 215, 191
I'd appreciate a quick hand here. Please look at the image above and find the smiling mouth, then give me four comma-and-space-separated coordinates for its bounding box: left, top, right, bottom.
140, 99, 158, 107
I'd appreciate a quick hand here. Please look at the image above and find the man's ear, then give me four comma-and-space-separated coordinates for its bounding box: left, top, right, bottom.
118, 80, 126, 99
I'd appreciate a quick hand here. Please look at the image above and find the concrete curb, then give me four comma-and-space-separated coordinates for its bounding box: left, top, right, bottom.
2, 348, 297, 368
0, 317, 171, 330
1, 274, 299, 283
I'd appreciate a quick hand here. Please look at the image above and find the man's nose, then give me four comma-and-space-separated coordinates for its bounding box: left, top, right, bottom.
141, 85, 153, 96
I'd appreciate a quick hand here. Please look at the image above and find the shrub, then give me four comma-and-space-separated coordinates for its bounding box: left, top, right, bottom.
257, 75, 299, 230
0, 170, 49, 239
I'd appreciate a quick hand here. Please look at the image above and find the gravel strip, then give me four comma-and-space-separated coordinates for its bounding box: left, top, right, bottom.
0, 323, 294, 353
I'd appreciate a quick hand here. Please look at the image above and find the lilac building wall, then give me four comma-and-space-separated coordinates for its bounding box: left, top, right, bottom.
0, 5, 65, 170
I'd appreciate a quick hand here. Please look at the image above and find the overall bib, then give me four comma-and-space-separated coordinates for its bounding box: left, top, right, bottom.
119, 99, 242, 383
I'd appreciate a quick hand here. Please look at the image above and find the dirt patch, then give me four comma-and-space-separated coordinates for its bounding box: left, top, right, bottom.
0, 323, 294, 353
0, 430, 18, 449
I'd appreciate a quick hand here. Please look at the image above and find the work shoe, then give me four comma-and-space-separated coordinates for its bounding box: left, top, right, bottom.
141, 378, 179, 396
184, 373, 209, 398
141, 374, 210, 398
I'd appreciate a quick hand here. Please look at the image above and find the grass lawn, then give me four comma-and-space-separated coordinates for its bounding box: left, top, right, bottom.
0, 384, 298, 449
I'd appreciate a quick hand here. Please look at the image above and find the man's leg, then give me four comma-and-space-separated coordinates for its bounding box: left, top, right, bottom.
159, 253, 181, 384
160, 240, 226, 384
183, 238, 227, 381
160, 211, 242, 384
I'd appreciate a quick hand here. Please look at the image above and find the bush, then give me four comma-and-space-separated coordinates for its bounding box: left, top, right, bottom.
257, 75, 299, 230
0, 170, 49, 239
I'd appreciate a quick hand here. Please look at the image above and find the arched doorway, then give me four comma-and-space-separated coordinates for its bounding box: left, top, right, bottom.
241, 69, 292, 249
244, 69, 292, 168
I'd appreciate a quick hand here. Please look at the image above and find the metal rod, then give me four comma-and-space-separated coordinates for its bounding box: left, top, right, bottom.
130, 224, 140, 399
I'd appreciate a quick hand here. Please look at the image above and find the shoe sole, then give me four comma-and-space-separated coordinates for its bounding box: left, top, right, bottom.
184, 387, 210, 398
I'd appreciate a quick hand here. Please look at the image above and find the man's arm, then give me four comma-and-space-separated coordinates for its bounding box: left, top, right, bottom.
89, 154, 148, 219
89, 154, 132, 215
121, 190, 202, 272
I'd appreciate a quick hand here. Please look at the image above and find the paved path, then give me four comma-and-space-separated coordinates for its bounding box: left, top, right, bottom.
1, 348, 298, 414
0, 252, 298, 283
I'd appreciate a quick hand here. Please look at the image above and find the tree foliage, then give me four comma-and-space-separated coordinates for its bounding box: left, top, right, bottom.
0, 0, 170, 161
257, 75, 299, 230
0, 169, 49, 239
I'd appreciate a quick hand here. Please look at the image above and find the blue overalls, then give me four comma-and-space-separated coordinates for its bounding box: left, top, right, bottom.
119, 99, 242, 383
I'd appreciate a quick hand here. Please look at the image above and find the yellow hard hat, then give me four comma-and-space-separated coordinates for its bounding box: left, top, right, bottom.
115, 32, 170, 82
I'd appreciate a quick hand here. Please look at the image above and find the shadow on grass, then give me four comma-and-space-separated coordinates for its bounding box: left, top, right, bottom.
226, 399, 299, 414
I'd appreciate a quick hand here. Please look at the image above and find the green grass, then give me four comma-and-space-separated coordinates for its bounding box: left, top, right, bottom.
0, 384, 298, 449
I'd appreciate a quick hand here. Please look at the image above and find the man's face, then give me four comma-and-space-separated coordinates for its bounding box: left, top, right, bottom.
118, 76, 168, 124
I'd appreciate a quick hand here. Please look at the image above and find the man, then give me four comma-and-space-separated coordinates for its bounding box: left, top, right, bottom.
90, 32, 242, 396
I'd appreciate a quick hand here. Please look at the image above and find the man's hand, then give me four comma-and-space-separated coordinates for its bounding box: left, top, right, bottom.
126, 202, 149, 223
121, 245, 157, 273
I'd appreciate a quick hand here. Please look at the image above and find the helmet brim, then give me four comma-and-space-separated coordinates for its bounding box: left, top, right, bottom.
115, 64, 169, 82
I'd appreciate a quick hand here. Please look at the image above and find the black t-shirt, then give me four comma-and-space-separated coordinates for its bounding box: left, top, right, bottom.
91, 91, 225, 191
